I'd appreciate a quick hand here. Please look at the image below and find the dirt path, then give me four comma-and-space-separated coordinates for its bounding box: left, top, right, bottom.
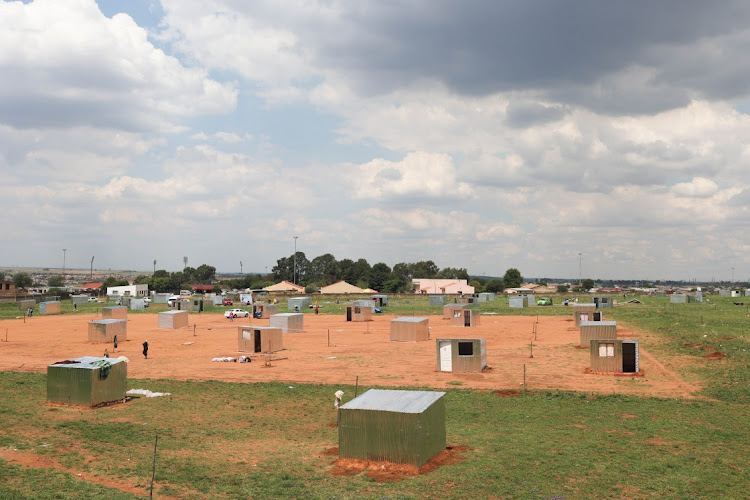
0, 311, 701, 398
0, 447, 176, 499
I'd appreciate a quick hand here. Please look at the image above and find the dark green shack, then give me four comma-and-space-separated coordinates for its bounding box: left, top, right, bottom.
338, 389, 446, 467
47, 356, 127, 406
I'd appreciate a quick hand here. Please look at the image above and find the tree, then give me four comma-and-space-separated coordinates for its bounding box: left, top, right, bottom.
47, 275, 64, 288
308, 254, 340, 285
557, 284, 570, 294
485, 279, 505, 293
502, 268, 523, 289
151, 277, 172, 293
102, 277, 129, 289
469, 279, 482, 293
581, 279, 595, 291
13, 272, 33, 290
134, 275, 151, 285
392, 262, 414, 282
195, 264, 217, 283
368, 262, 392, 292
413, 260, 439, 278
437, 267, 470, 280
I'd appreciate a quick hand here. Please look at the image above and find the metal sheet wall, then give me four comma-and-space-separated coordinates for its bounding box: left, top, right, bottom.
237, 327, 283, 353
449, 309, 480, 327
40, 301, 61, 314
269, 313, 304, 333
288, 297, 312, 310
345, 306, 372, 322
390, 318, 429, 342
589, 339, 639, 373
670, 294, 687, 303
47, 360, 127, 406
442, 304, 465, 318
158, 311, 189, 329
88, 319, 127, 342
428, 295, 446, 306
579, 321, 617, 347
102, 306, 127, 319
436, 338, 487, 372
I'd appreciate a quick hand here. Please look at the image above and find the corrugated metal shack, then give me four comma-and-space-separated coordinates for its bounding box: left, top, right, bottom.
590, 339, 639, 373
237, 326, 283, 353
129, 298, 145, 311
88, 319, 127, 343
450, 308, 480, 327
346, 305, 372, 322
39, 301, 61, 315
520, 294, 535, 305
70, 295, 90, 306
158, 310, 189, 329
47, 356, 127, 407
574, 309, 602, 327
687, 292, 703, 303
18, 299, 36, 311
669, 293, 687, 304
593, 296, 613, 309
461, 294, 478, 304
579, 320, 617, 347
442, 303, 466, 319
372, 294, 389, 307
174, 299, 193, 311
436, 338, 487, 372
102, 306, 127, 320
572, 303, 597, 327
288, 297, 311, 311
477, 293, 495, 302
354, 299, 376, 310
390, 317, 430, 342
270, 313, 304, 333
508, 296, 528, 308
152, 293, 171, 304
338, 389, 446, 467
252, 303, 277, 319
428, 295, 446, 306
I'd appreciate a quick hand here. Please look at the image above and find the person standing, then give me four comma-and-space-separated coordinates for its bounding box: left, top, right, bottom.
142, 340, 149, 359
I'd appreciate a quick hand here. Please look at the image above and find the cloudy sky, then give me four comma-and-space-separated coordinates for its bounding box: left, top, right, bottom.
2, 0, 750, 281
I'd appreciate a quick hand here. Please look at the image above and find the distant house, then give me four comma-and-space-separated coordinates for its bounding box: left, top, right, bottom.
191, 284, 214, 293
0, 278, 17, 296
320, 281, 366, 294
412, 279, 474, 295
263, 281, 305, 293
81, 282, 104, 292
106, 284, 148, 298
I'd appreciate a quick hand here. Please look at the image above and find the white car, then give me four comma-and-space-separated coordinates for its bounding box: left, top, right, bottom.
225, 309, 249, 318
144, 297, 152, 303
87, 297, 99, 302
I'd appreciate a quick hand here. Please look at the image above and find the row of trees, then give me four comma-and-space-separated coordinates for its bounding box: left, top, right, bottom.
132, 265, 218, 293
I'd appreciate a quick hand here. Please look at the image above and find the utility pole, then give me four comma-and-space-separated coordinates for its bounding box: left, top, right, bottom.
153, 260, 156, 275
240, 261, 243, 275
293, 236, 298, 284
578, 252, 582, 289
62, 249, 67, 284
90, 256, 95, 279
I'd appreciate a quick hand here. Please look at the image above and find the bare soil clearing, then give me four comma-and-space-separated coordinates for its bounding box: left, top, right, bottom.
0, 312, 700, 398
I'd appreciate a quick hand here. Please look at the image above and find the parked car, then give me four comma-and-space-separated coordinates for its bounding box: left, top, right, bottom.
87, 297, 98, 302
224, 308, 249, 318
223, 299, 233, 306
537, 297, 553, 306
143, 297, 152, 303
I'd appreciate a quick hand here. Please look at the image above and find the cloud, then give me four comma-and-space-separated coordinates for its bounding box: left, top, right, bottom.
0, 0, 236, 131
351, 152, 472, 202
671, 177, 719, 197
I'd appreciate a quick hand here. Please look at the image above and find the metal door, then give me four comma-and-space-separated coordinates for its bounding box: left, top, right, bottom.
439, 341, 452, 371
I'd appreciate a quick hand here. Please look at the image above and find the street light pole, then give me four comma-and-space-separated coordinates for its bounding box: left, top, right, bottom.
293, 236, 298, 284
153, 260, 156, 275
63, 249, 67, 284
578, 252, 582, 289
240, 261, 243, 275
90, 256, 94, 279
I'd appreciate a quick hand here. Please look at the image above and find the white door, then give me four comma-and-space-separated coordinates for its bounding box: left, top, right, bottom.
439, 341, 452, 372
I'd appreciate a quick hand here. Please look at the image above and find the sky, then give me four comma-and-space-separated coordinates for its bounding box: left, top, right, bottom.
2, 0, 750, 281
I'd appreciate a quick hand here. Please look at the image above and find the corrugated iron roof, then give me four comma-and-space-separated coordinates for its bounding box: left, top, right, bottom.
272, 313, 302, 317
580, 321, 617, 327
90, 319, 127, 325
392, 317, 428, 323
340, 389, 445, 413
49, 356, 124, 370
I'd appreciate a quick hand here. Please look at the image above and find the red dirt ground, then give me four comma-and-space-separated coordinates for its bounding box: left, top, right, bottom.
0, 311, 700, 398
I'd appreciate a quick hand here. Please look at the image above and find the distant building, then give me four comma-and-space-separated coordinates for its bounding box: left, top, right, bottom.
106, 284, 148, 297
412, 279, 474, 295
0, 278, 17, 296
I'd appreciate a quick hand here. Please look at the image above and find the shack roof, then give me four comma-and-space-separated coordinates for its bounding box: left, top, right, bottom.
90, 319, 126, 325
580, 321, 617, 327
392, 317, 428, 323
160, 310, 187, 316
48, 356, 124, 370
340, 389, 445, 413
272, 313, 303, 318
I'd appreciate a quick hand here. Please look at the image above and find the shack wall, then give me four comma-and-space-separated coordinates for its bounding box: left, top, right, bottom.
237, 326, 283, 353
450, 308, 480, 327
269, 313, 304, 333
102, 306, 127, 320
579, 321, 617, 347
158, 310, 189, 329
88, 319, 127, 342
47, 358, 127, 406
442, 304, 465, 319
39, 301, 61, 315
590, 339, 639, 373
390, 317, 429, 342
346, 305, 372, 322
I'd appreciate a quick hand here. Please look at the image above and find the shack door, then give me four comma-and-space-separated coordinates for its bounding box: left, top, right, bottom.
254, 330, 262, 353
464, 310, 471, 327
622, 342, 637, 373
439, 341, 452, 371
593, 312, 602, 321
346, 307, 352, 321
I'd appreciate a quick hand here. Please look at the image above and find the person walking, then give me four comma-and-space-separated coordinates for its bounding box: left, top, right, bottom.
142, 340, 149, 359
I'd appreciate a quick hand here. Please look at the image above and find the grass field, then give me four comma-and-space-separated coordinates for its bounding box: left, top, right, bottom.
1, 293, 749, 498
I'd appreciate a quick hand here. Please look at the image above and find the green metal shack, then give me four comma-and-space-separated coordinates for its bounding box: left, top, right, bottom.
47, 356, 127, 406
338, 389, 446, 467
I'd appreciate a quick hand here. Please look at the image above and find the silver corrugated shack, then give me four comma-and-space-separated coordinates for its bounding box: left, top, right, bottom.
442, 303, 466, 319
579, 320, 617, 347
669, 294, 687, 303
590, 339, 639, 373
102, 306, 127, 320
40, 301, 61, 315
237, 325, 283, 353
593, 296, 613, 309
288, 297, 311, 311
252, 303, 277, 319
508, 296, 527, 308
269, 313, 304, 333
338, 389, 446, 467
345, 305, 372, 322
47, 356, 127, 407
572, 303, 597, 327
428, 295, 446, 306
436, 338, 487, 372
371, 294, 389, 307
158, 310, 189, 329
450, 308, 480, 327
390, 317, 429, 342
88, 319, 127, 342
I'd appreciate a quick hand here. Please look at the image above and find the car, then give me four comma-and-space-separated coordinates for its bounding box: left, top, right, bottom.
223, 299, 233, 306
144, 297, 152, 303
87, 297, 99, 302
537, 297, 553, 306
224, 308, 249, 318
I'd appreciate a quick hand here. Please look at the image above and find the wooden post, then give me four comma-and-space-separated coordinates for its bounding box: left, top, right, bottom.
354, 376, 359, 398
327, 329, 330, 347
523, 364, 526, 387
529, 341, 536, 358
150, 434, 159, 498
193, 324, 196, 336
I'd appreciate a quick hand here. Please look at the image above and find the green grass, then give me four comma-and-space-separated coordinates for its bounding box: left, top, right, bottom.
0, 373, 748, 499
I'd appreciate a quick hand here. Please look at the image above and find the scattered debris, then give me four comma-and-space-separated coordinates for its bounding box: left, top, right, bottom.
127, 389, 171, 398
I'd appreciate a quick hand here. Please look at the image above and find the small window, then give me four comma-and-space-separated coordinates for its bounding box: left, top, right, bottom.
354, 307, 361, 314
458, 342, 474, 356
454, 311, 462, 318
598, 343, 615, 358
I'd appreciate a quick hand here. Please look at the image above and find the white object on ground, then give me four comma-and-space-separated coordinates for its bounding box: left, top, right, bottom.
127, 389, 171, 398
212, 357, 237, 362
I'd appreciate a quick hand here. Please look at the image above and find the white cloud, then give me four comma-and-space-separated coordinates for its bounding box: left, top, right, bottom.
671, 177, 719, 197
